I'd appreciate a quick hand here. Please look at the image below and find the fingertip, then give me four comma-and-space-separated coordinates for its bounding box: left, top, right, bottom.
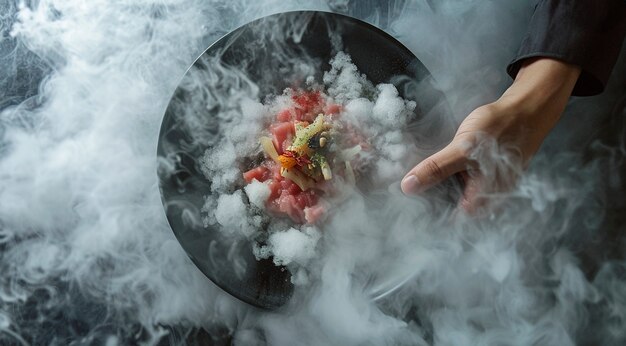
401, 174, 421, 195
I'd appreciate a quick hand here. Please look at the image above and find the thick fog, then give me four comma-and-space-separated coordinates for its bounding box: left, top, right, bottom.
1, 0, 625, 345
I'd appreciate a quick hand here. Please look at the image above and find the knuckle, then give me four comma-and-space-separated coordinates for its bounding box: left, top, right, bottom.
456, 143, 474, 159
451, 139, 475, 159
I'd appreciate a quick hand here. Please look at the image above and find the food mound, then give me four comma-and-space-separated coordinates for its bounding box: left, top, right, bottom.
199, 52, 417, 272
243, 89, 365, 225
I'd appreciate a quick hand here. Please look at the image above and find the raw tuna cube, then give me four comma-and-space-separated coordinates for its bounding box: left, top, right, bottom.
270, 122, 294, 154
243, 167, 271, 183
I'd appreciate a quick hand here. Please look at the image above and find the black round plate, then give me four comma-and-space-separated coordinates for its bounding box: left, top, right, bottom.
157, 10, 443, 310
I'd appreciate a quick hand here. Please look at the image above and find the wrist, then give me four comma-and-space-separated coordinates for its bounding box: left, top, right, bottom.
498, 58, 581, 123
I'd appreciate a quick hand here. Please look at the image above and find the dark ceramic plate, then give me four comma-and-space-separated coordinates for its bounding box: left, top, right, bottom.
157, 10, 447, 310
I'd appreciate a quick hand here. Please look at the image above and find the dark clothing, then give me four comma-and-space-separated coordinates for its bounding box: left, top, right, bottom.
507, 0, 626, 96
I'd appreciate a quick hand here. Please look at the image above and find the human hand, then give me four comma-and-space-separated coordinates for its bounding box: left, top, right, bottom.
401, 58, 581, 214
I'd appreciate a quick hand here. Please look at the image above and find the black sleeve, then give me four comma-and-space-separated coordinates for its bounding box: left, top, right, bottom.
507, 0, 626, 96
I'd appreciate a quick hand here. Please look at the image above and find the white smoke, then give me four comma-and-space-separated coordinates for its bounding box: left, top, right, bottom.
1, 0, 625, 345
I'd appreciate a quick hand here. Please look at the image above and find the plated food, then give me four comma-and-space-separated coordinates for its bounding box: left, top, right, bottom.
243, 88, 366, 225
199, 52, 417, 275
157, 10, 437, 308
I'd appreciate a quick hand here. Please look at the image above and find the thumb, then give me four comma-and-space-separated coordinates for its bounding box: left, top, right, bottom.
401, 144, 468, 195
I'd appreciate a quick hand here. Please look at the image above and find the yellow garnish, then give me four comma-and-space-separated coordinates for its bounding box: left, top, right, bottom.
294, 121, 309, 136
345, 161, 355, 185
280, 167, 314, 191
321, 163, 332, 181
260, 136, 279, 162
278, 155, 297, 169
288, 114, 325, 155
